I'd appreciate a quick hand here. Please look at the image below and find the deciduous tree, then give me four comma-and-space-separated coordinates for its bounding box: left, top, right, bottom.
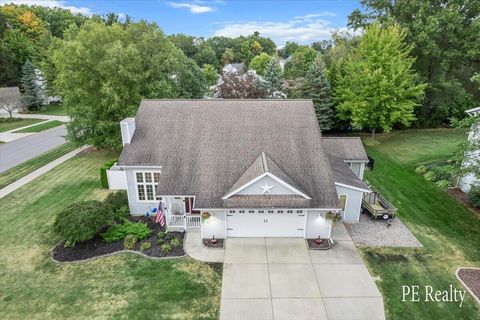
336, 23, 426, 139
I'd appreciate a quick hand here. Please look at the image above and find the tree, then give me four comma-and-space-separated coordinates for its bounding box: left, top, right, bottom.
240, 39, 263, 66
215, 72, 266, 99
280, 41, 299, 58
250, 53, 272, 76
21, 60, 46, 110
301, 55, 335, 130
0, 87, 21, 118
262, 58, 285, 98
221, 48, 234, 66
311, 40, 332, 53
348, 0, 480, 127
284, 46, 317, 79
194, 42, 219, 70
203, 64, 218, 86
336, 23, 426, 139
53, 21, 206, 149
168, 33, 198, 58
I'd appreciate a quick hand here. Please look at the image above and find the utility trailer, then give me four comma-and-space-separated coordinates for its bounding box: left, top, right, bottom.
362, 189, 397, 220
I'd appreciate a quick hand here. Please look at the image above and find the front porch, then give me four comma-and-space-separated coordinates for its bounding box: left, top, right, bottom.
167, 214, 201, 230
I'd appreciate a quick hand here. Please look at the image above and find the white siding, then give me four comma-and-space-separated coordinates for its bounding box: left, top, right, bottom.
335, 185, 364, 222
305, 209, 332, 239
201, 210, 226, 239
237, 175, 295, 195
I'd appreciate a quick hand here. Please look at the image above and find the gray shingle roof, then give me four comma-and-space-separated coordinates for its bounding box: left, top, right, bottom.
119, 99, 339, 209
327, 154, 370, 191
0, 87, 21, 104
323, 137, 368, 161
223, 152, 308, 198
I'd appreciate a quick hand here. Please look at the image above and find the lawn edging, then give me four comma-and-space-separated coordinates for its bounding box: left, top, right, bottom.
50, 245, 187, 264
456, 267, 480, 306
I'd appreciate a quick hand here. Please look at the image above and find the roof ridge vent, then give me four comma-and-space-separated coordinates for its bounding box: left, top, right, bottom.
261, 152, 269, 172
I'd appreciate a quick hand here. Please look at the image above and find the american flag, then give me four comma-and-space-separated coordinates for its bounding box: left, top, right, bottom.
156, 201, 165, 227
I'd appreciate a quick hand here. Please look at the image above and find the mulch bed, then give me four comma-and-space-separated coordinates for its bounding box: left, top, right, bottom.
203, 238, 224, 248
52, 216, 185, 262
306, 238, 333, 250
457, 268, 480, 304
447, 188, 480, 215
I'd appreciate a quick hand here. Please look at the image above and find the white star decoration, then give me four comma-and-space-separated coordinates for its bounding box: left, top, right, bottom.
260, 182, 274, 194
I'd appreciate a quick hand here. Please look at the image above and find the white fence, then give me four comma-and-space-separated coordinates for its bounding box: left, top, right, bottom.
168, 215, 201, 229
107, 163, 127, 190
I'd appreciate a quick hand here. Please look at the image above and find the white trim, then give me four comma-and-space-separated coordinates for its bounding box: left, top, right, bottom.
221, 172, 311, 200
338, 194, 348, 220
118, 165, 163, 169
222, 172, 268, 199
343, 160, 369, 163
335, 182, 371, 193
133, 170, 161, 202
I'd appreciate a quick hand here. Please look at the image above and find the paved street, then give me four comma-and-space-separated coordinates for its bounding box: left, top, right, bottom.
0, 125, 67, 173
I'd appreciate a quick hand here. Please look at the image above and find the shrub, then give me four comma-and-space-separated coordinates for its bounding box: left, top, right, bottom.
423, 171, 436, 182
161, 244, 172, 253
104, 191, 129, 219
430, 166, 452, 181
415, 165, 427, 174
53, 200, 110, 246
157, 230, 167, 239
435, 180, 451, 189
123, 220, 152, 240
100, 159, 117, 189
140, 241, 152, 251
468, 187, 480, 208
157, 238, 164, 245
101, 219, 152, 243
123, 235, 137, 249
170, 238, 181, 248
164, 232, 174, 240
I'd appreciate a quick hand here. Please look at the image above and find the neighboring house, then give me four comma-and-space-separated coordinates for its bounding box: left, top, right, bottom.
459, 106, 480, 193
222, 63, 245, 75
0, 87, 23, 115
113, 99, 370, 240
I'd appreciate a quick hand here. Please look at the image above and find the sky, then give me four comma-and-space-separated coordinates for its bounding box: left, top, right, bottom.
1, 0, 363, 46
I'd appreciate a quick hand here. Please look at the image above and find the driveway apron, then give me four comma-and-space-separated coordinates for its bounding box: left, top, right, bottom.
219, 224, 385, 320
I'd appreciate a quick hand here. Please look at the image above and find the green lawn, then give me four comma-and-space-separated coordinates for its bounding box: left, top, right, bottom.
361, 129, 480, 319
13, 120, 65, 133
0, 150, 221, 319
0, 143, 78, 189
0, 118, 44, 132
40, 103, 67, 116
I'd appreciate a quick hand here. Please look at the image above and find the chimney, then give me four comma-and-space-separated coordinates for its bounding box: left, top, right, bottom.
120, 118, 136, 146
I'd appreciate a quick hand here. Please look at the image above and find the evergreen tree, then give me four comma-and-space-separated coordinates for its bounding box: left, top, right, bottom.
301, 54, 334, 130
263, 58, 285, 98
21, 60, 46, 111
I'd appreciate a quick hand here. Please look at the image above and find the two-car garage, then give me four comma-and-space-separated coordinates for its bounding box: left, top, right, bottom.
225, 210, 306, 238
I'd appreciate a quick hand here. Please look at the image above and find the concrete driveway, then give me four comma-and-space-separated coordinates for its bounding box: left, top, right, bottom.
220, 224, 385, 320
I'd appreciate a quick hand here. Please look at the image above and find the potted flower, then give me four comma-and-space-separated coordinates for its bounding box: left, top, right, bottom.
202, 211, 211, 221
315, 236, 323, 245
325, 211, 342, 224
211, 235, 217, 245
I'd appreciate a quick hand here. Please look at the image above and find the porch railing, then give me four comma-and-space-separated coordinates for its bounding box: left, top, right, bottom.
167, 214, 201, 229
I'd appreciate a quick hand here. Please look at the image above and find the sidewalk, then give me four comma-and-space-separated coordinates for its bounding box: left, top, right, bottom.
0, 145, 89, 199
0, 119, 51, 143
0, 112, 69, 122
184, 230, 224, 262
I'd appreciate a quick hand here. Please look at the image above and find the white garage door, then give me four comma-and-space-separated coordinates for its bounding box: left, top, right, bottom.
226, 211, 305, 237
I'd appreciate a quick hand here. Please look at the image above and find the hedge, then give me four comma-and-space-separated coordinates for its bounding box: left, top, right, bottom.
100, 159, 117, 189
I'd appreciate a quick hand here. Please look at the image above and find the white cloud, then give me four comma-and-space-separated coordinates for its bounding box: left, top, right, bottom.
168, 2, 215, 14
0, 0, 93, 15
213, 14, 359, 47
